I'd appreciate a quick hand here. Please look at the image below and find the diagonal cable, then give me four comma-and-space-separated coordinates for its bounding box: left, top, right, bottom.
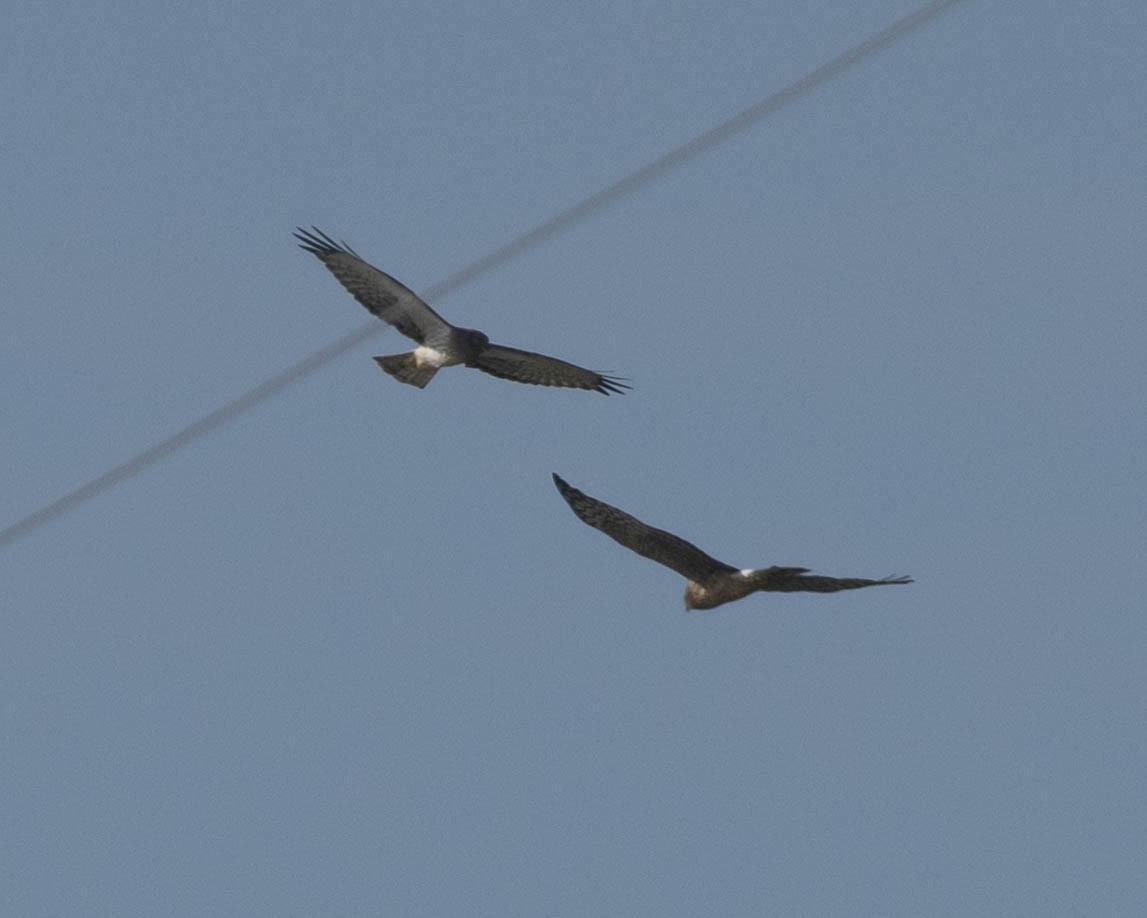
0, 0, 968, 550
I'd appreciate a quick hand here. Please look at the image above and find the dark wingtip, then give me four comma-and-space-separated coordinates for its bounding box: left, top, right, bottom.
552, 473, 580, 503
293, 226, 333, 256
595, 375, 632, 396
883, 575, 914, 585
293, 226, 359, 259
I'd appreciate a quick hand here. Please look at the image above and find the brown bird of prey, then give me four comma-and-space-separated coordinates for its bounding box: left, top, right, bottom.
552, 474, 912, 610
295, 228, 627, 395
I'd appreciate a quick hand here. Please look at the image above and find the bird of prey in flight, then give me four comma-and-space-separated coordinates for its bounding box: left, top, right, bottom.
552, 474, 912, 610
295, 228, 628, 395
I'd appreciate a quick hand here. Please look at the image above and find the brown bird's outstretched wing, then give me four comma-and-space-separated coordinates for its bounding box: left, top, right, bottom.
294, 227, 453, 343
552, 474, 736, 582
752, 570, 914, 593
476, 345, 629, 395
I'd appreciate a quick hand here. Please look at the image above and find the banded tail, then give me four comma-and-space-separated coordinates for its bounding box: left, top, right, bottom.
373, 354, 439, 389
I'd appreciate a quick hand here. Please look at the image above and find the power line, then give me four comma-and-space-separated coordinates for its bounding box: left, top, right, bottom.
1, 0, 968, 550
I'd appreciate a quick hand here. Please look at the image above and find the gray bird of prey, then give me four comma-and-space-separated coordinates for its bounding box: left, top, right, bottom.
552, 474, 912, 610
295, 228, 628, 395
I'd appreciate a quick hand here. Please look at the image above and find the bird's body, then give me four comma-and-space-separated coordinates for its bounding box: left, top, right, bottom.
295, 228, 628, 395
376, 329, 490, 388
552, 474, 912, 610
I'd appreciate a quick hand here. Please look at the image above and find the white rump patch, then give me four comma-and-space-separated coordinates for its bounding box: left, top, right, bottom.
412, 345, 450, 368
740, 569, 756, 578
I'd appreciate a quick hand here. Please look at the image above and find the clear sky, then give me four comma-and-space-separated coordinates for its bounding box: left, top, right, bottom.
4, 2, 1145, 915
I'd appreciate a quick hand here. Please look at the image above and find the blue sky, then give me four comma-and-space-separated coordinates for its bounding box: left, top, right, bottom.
4, 2, 1146, 915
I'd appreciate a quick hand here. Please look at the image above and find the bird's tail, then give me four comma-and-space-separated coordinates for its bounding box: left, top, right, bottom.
373, 354, 438, 389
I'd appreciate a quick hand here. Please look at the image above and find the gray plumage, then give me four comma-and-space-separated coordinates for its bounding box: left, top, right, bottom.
552, 474, 912, 610
295, 228, 628, 395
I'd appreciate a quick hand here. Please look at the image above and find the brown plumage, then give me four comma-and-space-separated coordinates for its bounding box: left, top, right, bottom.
295, 228, 628, 395
552, 474, 912, 610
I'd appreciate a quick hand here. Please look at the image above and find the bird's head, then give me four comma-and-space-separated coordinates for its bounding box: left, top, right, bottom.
683, 581, 710, 611
459, 328, 490, 349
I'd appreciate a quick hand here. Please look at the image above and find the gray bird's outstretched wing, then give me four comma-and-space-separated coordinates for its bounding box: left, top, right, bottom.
476, 346, 629, 395
295, 227, 452, 343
